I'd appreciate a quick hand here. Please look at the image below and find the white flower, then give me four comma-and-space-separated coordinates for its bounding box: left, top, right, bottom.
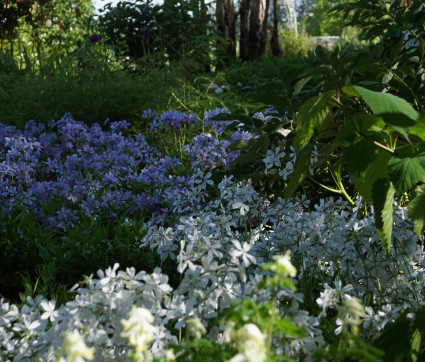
272, 251, 297, 277
185, 316, 207, 339
344, 296, 365, 321
121, 306, 156, 354
263, 147, 285, 174
228, 323, 267, 362
61, 330, 94, 362
40, 300, 59, 322
230, 240, 256, 267
164, 348, 176, 360
232, 201, 249, 216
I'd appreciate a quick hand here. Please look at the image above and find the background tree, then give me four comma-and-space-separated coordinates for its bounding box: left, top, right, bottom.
3, 0, 94, 70
0, 0, 33, 54
216, 0, 237, 65
270, 0, 283, 56
303, 0, 351, 36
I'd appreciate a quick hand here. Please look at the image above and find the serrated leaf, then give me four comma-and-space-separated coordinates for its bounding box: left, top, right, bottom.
283, 144, 313, 200
372, 180, 395, 254
388, 150, 425, 195
408, 185, 425, 237
343, 86, 418, 126
350, 150, 391, 200
294, 92, 333, 152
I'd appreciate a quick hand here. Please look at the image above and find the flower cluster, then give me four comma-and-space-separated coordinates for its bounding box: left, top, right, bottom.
1, 167, 424, 360
148, 109, 198, 131
89, 33, 102, 44
0, 113, 192, 230
1, 107, 425, 361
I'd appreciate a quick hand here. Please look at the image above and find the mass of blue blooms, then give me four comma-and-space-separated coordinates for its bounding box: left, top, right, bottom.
0, 109, 257, 230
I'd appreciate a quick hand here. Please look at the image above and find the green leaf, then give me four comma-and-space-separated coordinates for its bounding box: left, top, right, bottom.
343, 86, 418, 126
275, 317, 306, 338
409, 115, 425, 141
372, 180, 395, 254
231, 151, 260, 166
388, 152, 425, 195
411, 328, 421, 362
315, 45, 331, 65
294, 92, 333, 152
228, 139, 249, 151
373, 312, 414, 362
333, 115, 384, 148
342, 139, 378, 174
408, 185, 425, 237
293, 76, 313, 95
350, 149, 391, 200
258, 132, 270, 153
284, 144, 313, 200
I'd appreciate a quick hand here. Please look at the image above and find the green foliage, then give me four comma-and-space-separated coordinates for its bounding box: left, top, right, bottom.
303, 0, 353, 36
372, 306, 425, 362
333, 0, 425, 43
278, 26, 312, 57
0, 0, 33, 41
98, 0, 216, 72
0, 209, 159, 304
6, 0, 94, 70
284, 83, 425, 253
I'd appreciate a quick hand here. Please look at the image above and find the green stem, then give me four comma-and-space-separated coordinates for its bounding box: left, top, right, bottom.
307, 175, 343, 194
266, 294, 277, 350
336, 178, 355, 207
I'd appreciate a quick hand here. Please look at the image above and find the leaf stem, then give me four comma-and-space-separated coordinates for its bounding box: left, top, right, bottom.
307, 175, 342, 194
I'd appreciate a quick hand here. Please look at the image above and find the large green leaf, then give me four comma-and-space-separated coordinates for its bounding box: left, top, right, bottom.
284, 144, 313, 200
409, 115, 425, 141
343, 86, 418, 126
388, 155, 425, 196
293, 92, 333, 152
372, 180, 395, 254
408, 185, 425, 237
333, 114, 384, 148
342, 139, 378, 174
350, 149, 391, 200
387, 143, 425, 195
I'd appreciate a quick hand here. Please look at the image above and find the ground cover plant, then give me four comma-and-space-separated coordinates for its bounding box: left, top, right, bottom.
1, 103, 425, 360
2, 0, 425, 361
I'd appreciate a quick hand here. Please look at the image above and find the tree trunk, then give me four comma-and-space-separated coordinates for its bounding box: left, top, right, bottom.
270, 0, 283, 57
216, 0, 237, 65
239, 0, 251, 61
247, 0, 266, 61
258, 0, 270, 56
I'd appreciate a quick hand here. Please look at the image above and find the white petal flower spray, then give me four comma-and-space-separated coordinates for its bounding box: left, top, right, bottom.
121, 306, 156, 361
60, 330, 94, 362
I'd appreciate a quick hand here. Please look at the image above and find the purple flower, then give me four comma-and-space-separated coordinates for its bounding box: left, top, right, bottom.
89, 33, 102, 44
